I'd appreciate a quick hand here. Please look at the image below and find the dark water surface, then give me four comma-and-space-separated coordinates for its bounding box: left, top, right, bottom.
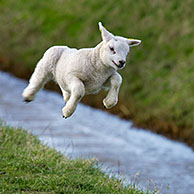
0, 71, 194, 194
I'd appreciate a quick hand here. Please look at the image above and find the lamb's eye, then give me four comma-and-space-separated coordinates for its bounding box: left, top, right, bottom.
109, 46, 116, 54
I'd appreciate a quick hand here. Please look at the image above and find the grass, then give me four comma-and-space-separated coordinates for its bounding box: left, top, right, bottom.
0, 124, 151, 194
0, 0, 194, 147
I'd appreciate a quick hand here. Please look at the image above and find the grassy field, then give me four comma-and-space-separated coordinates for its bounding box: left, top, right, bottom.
0, 0, 194, 147
0, 124, 151, 194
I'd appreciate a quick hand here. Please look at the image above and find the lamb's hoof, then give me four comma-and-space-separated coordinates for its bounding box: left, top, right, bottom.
62, 115, 67, 119
103, 98, 116, 109
23, 99, 32, 103
62, 107, 74, 119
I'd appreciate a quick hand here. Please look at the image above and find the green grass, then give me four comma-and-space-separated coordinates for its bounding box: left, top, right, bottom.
0, 0, 194, 147
0, 124, 151, 194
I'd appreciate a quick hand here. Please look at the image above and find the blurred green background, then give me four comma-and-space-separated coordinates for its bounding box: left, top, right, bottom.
0, 0, 194, 147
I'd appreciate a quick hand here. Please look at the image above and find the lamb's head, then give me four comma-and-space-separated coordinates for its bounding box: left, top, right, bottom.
98, 22, 141, 70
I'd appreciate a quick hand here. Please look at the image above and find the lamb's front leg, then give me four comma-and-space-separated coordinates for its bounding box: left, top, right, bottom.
103, 72, 122, 109
62, 78, 85, 118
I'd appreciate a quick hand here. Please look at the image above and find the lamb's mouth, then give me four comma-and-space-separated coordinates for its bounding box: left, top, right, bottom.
112, 60, 123, 68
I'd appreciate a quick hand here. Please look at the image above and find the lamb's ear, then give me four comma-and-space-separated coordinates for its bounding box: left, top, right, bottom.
127, 38, 141, 47
98, 22, 114, 42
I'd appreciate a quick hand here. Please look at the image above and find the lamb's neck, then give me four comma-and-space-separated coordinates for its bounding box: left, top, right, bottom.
90, 42, 105, 68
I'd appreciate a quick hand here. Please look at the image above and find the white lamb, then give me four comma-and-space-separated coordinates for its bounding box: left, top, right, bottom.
22, 22, 141, 118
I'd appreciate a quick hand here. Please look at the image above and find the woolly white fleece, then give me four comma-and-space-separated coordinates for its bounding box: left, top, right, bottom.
22, 22, 141, 118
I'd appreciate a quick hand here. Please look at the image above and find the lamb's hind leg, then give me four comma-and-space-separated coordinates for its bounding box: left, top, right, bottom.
22, 46, 65, 102
22, 59, 52, 102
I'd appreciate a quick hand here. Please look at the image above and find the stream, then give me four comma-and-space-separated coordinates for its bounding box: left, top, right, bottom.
0, 71, 194, 194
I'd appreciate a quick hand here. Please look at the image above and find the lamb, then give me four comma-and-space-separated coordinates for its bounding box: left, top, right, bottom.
22, 22, 141, 118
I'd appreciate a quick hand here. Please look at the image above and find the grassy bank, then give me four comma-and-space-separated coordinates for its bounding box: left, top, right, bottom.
0, 124, 150, 194
0, 0, 194, 147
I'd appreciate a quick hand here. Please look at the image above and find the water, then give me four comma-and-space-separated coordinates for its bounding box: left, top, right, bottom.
0, 71, 194, 194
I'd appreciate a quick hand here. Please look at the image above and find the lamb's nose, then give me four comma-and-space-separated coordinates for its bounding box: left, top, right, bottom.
119, 60, 125, 66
